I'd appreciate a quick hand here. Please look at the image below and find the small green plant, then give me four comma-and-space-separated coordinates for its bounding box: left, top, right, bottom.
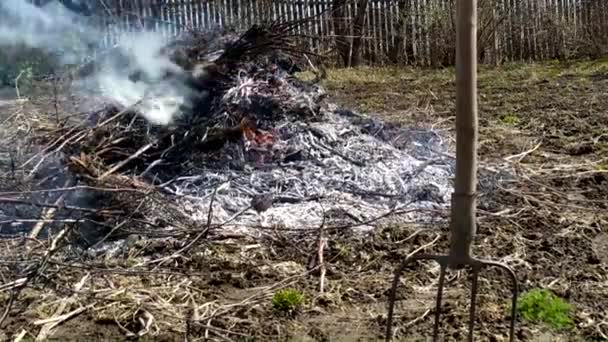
335, 243, 351, 258
500, 112, 520, 125
272, 288, 304, 314
517, 288, 574, 330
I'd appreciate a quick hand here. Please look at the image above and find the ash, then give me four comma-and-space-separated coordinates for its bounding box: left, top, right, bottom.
156, 73, 453, 235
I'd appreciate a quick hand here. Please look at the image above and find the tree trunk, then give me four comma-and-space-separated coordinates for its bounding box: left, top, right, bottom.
332, 0, 350, 67
350, 0, 369, 67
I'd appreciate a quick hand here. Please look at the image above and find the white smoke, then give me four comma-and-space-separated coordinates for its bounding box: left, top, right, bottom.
0, 0, 189, 125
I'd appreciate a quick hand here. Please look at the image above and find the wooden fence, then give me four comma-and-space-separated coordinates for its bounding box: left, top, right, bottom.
48, 0, 608, 66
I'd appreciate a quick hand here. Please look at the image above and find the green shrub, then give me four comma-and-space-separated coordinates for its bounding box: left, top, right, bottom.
271, 288, 304, 314
517, 288, 574, 330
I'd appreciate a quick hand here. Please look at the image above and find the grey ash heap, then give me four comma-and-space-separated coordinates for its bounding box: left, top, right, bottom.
0, 19, 455, 254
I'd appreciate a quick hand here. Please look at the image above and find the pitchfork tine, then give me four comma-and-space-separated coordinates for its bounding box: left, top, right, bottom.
468, 266, 480, 341
385, 254, 441, 342
479, 260, 520, 340
385, 257, 519, 342
432, 259, 448, 340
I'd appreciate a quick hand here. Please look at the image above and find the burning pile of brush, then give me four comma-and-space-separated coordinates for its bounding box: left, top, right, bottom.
2, 17, 455, 252
9, 20, 332, 241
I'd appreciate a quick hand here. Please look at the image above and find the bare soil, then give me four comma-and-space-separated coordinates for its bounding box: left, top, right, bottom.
1, 59, 607, 341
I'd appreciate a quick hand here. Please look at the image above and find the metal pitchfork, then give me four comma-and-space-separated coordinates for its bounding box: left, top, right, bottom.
385, 1, 519, 341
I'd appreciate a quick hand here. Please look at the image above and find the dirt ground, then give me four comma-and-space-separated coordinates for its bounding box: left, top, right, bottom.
1, 59, 607, 341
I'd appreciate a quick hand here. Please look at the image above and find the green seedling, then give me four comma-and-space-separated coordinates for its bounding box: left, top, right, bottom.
517, 288, 574, 330
272, 288, 304, 314
500, 113, 520, 125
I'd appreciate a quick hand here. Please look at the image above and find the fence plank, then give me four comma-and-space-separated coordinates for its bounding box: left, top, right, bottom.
251, 0, 258, 26
192, 0, 198, 29
603, 0, 607, 39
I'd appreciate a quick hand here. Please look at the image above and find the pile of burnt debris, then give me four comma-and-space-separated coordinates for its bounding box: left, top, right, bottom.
0, 20, 456, 254
75, 20, 327, 177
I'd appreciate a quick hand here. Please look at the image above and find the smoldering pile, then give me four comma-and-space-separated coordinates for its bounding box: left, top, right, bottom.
0, 20, 455, 252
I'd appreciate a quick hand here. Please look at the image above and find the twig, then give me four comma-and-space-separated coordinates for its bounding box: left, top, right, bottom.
404, 309, 431, 328
97, 99, 143, 127
14, 70, 25, 99
19, 126, 81, 170
33, 304, 94, 326
27, 179, 74, 244
13, 330, 27, 342
597, 320, 608, 340
139, 159, 163, 178
34, 303, 95, 336
98, 143, 153, 180
202, 184, 220, 240
361, 231, 440, 272
0, 278, 27, 292
395, 229, 429, 245
405, 235, 441, 259
20, 130, 87, 182
135, 311, 155, 337
23, 223, 78, 293
113, 315, 138, 337
0, 219, 82, 225
0, 185, 146, 197
52, 74, 59, 124
303, 53, 326, 82
87, 199, 145, 251
189, 322, 251, 338
327, 202, 445, 232
45, 226, 69, 258
0, 197, 119, 214
310, 136, 366, 167
317, 208, 327, 294
504, 141, 542, 163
